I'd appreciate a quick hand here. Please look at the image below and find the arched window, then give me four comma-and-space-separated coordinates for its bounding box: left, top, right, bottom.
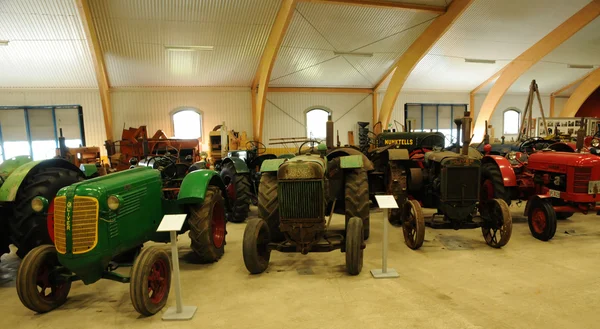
503, 109, 521, 135
172, 109, 202, 139
306, 108, 331, 140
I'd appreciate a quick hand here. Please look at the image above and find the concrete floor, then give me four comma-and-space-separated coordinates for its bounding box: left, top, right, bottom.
2, 205, 600, 329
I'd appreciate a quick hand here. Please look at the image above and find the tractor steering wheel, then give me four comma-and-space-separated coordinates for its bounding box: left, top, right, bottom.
298, 140, 321, 155
246, 141, 267, 154
518, 137, 549, 154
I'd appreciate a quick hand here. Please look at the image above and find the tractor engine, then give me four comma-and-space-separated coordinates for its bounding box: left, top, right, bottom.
276, 155, 327, 252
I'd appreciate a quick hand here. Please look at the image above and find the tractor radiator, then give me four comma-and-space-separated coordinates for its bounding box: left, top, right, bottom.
573, 167, 592, 194
442, 166, 480, 202
54, 196, 99, 254
278, 180, 323, 220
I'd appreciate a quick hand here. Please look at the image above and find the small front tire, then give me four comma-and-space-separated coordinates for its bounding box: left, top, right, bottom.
345, 217, 364, 275
528, 199, 557, 241
402, 200, 425, 250
243, 218, 271, 274
130, 247, 172, 316
481, 198, 512, 248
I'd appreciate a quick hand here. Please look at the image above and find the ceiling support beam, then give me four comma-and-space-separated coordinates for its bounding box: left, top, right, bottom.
559, 67, 600, 117
267, 87, 373, 93
469, 68, 504, 114
76, 0, 113, 141
472, 0, 600, 141
550, 70, 596, 117
372, 91, 379, 133
253, 0, 297, 143
378, 0, 473, 127
302, 0, 446, 14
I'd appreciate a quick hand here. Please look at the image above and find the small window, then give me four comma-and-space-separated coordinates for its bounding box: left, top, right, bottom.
306, 108, 330, 140
503, 109, 521, 135
172, 109, 202, 139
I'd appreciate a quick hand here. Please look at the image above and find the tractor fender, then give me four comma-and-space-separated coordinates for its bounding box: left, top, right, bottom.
221, 157, 250, 174
326, 147, 374, 171
340, 155, 363, 169
523, 195, 552, 217
260, 158, 286, 172
277, 153, 295, 159
481, 155, 517, 187
0, 158, 84, 202
178, 169, 230, 209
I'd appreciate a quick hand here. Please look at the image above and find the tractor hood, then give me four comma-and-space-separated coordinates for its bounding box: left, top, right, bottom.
277, 155, 325, 180
528, 152, 600, 173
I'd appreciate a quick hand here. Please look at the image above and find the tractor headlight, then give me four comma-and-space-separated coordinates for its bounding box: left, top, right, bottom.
107, 195, 121, 211
592, 138, 600, 148
31, 196, 48, 213
508, 151, 517, 161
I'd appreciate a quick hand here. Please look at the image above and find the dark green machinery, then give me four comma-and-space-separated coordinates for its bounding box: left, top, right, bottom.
243, 145, 371, 276
16, 164, 228, 316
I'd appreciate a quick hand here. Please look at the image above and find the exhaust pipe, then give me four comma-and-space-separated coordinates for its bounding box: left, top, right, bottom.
326, 114, 334, 149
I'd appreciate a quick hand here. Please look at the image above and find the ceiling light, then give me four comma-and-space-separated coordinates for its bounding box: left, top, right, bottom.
333, 51, 373, 57
567, 64, 593, 69
0, 40, 9, 46
465, 58, 496, 64
165, 45, 214, 52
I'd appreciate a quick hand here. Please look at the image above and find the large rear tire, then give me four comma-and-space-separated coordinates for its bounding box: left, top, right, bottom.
11, 167, 83, 258
16, 245, 71, 313
345, 217, 364, 275
480, 163, 511, 206
188, 186, 227, 263
243, 218, 271, 274
528, 199, 557, 241
345, 168, 370, 240
220, 162, 251, 223
257, 173, 284, 242
130, 247, 171, 316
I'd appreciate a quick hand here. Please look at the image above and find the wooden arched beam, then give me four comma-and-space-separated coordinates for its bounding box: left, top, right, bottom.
378, 0, 474, 127
559, 67, 600, 117
76, 0, 113, 141
253, 0, 297, 143
473, 1, 600, 142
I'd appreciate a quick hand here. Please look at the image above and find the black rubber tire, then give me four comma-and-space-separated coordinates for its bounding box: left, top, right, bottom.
481, 199, 512, 248
557, 212, 574, 220
0, 207, 10, 259
11, 167, 83, 258
258, 173, 284, 242
188, 186, 226, 263
130, 247, 172, 316
480, 163, 511, 206
345, 217, 364, 275
220, 162, 251, 223
16, 245, 71, 313
528, 199, 557, 241
345, 168, 370, 240
243, 218, 271, 274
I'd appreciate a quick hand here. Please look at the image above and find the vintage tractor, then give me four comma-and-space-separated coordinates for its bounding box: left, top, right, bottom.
242, 143, 371, 275
16, 162, 229, 316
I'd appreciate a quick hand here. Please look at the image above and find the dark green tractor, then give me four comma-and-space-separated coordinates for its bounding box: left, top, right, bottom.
16, 159, 229, 316
243, 144, 371, 276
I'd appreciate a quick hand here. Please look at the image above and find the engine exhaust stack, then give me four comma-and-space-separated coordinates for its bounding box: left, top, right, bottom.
454, 117, 462, 154
326, 114, 334, 149
576, 118, 586, 152
462, 111, 472, 156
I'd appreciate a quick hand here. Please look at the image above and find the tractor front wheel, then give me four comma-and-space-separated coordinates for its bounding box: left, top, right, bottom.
188, 186, 227, 263
130, 247, 171, 316
16, 245, 71, 313
528, 199, 557, 241
345, 168, 370, 240
345, 217, 364, 275
220, 162, 251, 223
243, 218, 271, 274
258, 173, 284, 242
481, 199, 512, 248
402, 200, 425, 250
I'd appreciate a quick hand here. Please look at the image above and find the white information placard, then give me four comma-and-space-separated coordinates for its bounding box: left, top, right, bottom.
157, 214, 187, 232
375, 195, 399, 209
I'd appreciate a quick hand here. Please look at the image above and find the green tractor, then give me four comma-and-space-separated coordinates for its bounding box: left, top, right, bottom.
242, 144, 371, 276
0, 156, 98, 260
16, 160, 229, 316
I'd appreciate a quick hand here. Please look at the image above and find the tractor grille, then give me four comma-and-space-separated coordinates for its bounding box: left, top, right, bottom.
442, 166, 480, 202
573, 167, 592, 194
53, 196, 99, 254
53, 196, 67, 254
278, 180, 323, 220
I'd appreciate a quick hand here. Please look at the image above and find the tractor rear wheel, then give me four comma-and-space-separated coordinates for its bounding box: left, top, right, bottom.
258, 173, 284, 242
220, 162, 251, 223
402, 200, 425, 250
528, 199, 557, 241
130, 247, 171, 316
481, 199, 512, 248
11, 167, 83, 258
345, 217, 364, 275
16, 245, 71, 313
243, 218, 271, 274
480, 163, 511, 206
188, 186, 227, 263
345, 168, 370, 240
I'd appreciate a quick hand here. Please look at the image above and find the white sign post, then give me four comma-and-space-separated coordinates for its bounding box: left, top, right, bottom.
157, 214, 197, 321
371, 195, 400, 279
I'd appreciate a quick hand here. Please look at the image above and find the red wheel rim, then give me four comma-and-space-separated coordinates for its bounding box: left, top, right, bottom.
481, 179, 494, 202
532, 208, 546, 234
212, 202, 226, 249
148, 258, 169, 304
226, 183, 236, 200
46, 199, 56, 243
36, 260, 67, 301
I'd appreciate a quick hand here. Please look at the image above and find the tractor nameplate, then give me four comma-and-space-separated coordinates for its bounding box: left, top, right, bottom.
384, 138, 414, 146
261, 158, 286, 172
340, 155, 363, 169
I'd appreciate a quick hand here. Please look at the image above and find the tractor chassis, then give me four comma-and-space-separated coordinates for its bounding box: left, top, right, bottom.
267, 229, 347, 254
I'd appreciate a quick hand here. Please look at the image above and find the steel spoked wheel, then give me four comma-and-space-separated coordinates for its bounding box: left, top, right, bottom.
481, 198, 512, 248
243, 218, 271, 274
527, 199, 557, 241
402, 200, 425, 250
345, 217, 364, 275
17, 245, 71, 313
130, 247, 172, 316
